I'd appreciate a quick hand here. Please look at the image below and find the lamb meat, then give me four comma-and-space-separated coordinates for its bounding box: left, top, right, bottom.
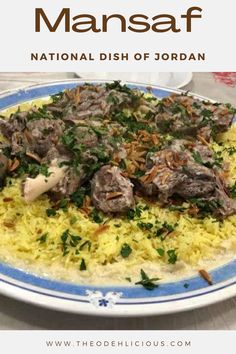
26, 118, 65, 156
155, 94, 235, 140
0, 111, 27, 139
141, 141, 216, 202
0, 151, 8, 187
91, 165, 134, 213
49, 167, 84, 200
74, 126, 98, 148
48, 84, 141, 122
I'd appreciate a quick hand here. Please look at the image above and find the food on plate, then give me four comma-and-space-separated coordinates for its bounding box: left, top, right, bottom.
0, 81, 236, 287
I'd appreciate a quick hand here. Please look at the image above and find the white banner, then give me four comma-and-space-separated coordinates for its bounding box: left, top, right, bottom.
0, 0, 235, 71
0, 330, 235, 354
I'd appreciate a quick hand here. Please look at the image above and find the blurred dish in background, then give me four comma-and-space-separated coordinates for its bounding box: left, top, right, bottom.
75, 72, 192, 88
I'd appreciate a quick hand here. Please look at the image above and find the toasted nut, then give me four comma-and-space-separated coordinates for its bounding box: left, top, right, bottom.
106, 192, 123, 200
8, 159, 20, 172
3, 197, 13, 202
26, 151, 41, 163
199, 269, 213, 285
93, 225, 110, 237
3, 222, 15, 228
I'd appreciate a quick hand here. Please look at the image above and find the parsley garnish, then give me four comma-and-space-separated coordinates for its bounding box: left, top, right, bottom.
120, 243, 132, 258
125, 277, 132, 282
37, 232, 48, 244
168, 205, 186, 212
156, 248, 165, 257
70, 188, 86, 208
167, 249, 178, 264
137, 221, 153, 230
90, 209, 103, 224
192, 150, 204, 165
80, 258, 87, 271
135, 269, 159, 291
51, 92, 64, 103
224, 147, 236, 156
79, 240, 91, 251
230, 182, 236, 198
127, 205, 144, 220
46, 208, 57, 217
60, 229, 82, 256
156, 222, 176, 239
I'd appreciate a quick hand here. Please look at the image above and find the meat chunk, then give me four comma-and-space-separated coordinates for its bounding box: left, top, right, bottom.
48, 84, 140, 122
155, 94, 235, 140
0, 111, 27, 139
74, 126, 98, 148
49, 167, 84, 199
26, 119, 65, 157
0, 151, 8, 187
91, 165, 134, 213
141, 140, 216, 202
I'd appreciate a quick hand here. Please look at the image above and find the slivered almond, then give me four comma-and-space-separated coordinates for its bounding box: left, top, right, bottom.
24, 129, 34, 143
3, 197, 13, 202
199, 269, 213, 285
83, 195, 91, 208
197, 134, 210, 147
8, 159, 20, 172
3, 222, 15, 228
106, 191, 123, 200
79, 209, 89, 217
140, 166, 160, 184
152, 134, 159, 145
74, 87, 81, 104
93, 225, 110, 236
26, 151, 41, 163
159, 170, 171, 185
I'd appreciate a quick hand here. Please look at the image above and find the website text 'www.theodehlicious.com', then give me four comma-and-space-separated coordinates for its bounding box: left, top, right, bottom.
45, 339, 192, 349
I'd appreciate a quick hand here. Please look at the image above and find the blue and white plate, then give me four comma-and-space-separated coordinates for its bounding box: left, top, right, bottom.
0, 79, 236, 317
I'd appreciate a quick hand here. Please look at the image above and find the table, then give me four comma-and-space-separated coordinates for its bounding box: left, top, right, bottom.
0, 72, 236, 330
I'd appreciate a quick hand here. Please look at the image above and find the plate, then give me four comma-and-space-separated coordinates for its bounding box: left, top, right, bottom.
0, 79, 235, 317
75, 72, 193, 89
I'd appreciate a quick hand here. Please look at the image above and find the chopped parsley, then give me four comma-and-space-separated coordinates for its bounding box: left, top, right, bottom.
70, 188, 86, 208
156, 221, 176, 239
80, 258, 87, 271
120, 243, 132, 258
156, 248, 165, 257
167, 249, 178, 264
70, 216, 77, 225
201, 109, 213, 119
27, 107, 53, 121
125, 277, 132, 282
127, 205, 147, 220
137, 221, 153, 230
79, 240, 91, 251
135, 269, 159, 291
189, 198, 222, 216
192, 150, 204, 165
90, 208, 103, 224
60, 229, 82, 256
46, 208, 57, 217
37, 232, 48, 244
51, 91, 64, 103
230, 182, 236, 198
224, 146, 236, 156
168, 205, 187, 212
106, 93, 120, 105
